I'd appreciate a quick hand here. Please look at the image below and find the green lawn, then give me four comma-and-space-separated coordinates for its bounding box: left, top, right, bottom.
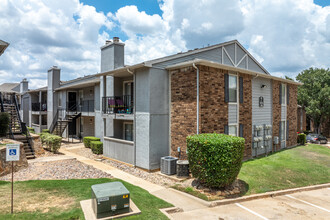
239, 144, 330, 195
0, 178, 172, 220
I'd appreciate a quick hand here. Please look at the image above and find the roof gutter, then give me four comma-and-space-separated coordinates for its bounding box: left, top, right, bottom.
95, 63, 147, 77
166, 59, 303, 85
192, 63, 199, 134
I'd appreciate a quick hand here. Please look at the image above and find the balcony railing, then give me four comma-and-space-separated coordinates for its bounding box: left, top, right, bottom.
102, 95, 133, 114
66, 100, 94, 113
32, 102, 47, 111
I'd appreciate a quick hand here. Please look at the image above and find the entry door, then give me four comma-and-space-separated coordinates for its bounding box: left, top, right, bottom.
68, 119, 76, 136
68, 92, 77, 111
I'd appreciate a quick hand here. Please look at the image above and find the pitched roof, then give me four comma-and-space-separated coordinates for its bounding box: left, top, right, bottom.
0, 40, 9, 56
0, 83, 20, 93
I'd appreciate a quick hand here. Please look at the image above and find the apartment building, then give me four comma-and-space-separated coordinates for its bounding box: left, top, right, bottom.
19, 38, 301, 171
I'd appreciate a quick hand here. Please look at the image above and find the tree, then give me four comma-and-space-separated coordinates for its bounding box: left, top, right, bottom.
296, 68, 330, 134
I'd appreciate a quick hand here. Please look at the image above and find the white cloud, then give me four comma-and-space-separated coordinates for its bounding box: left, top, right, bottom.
0, 0, 112, 88
115, 5, 167, 37
1, 0, 329, 89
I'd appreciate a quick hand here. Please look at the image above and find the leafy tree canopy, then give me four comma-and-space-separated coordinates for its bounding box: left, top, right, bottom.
296, 68, 330, 132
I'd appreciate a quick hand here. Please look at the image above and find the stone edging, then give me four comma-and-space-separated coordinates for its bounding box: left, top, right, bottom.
161, 182, 330, 215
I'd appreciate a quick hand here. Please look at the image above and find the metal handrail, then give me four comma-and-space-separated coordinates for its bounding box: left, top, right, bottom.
49, 109, 59, 133
13, 94, 34, 154
102, 95, 133, 114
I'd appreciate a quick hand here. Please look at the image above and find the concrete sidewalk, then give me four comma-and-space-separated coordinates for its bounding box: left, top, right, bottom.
59, 148, 208, 212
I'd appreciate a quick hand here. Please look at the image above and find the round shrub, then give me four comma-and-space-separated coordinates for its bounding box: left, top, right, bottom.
40, 133, 61, 153
42, 129, 50, 133
187, 133, 245, 188
83, 136, 100, 148
297, 133, 306, 145
91, 141, 103, 155
0, 112, 10, 137
28, 127, 35, 134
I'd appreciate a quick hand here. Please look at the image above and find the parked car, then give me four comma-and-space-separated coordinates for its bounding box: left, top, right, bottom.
306, 133, 328, 144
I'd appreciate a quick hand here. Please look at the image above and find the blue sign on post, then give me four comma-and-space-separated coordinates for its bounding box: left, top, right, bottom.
6, 144, 20, 161
9, 149, 17, 156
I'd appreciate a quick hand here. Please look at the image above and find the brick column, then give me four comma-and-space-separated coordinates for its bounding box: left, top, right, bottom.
239, 73, 252, 159
272, 80, 281, 151
287, 85, 298, 147
170, 67, 197, 158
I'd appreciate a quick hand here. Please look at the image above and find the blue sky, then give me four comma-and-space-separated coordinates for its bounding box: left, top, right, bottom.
0, 0, 329, 88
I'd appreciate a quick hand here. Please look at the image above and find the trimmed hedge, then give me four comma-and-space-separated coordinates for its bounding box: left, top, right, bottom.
42, 129, 50, 133
0, 112, 10, 137
91, 141, 103, 155
40, 132, 61, 153
83, 136, 100, 148
28, 127, 35, 134
187, 133, 245, 188
297, 133, 306, 145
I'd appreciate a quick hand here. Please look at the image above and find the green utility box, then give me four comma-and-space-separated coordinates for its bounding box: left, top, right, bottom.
91, 182, 130, 218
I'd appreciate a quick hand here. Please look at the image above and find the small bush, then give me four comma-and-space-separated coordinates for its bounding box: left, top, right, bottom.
91, 141, 103, 155
187, 133, 245, 188
40, 133, 61, 153
28, 127, 35, 134
0, 112, 10, 137
297, 133, 306, 145
42, 129, 50, 133
83, 136, 100, 148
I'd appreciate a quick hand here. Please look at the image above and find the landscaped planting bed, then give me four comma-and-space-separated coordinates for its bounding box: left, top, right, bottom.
174, 144, 330, 200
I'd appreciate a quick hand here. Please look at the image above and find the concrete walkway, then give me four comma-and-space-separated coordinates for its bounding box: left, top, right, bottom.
59, 148, 208, 212
59, 148, 330, 219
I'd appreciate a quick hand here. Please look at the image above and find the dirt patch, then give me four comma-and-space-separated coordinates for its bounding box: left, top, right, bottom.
0, 186, 75, 213
175, 178, 249, 201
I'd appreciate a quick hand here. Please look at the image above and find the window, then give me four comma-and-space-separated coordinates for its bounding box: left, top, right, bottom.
281, 84, 286, 105
228, 125, 237, 136
58, 93, 62, 107
281, 120, 286, 141
229, 75, 237, 102
124, 123, 133, 141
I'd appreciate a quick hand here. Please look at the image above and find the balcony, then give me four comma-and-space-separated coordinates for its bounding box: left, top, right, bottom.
32, 102, 47, 113
102, 95, 133, 115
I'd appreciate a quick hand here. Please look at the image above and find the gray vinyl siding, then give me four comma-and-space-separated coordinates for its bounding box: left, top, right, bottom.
152, 42, 267, 74
228, 104, 237, 124
252, 78, 272, 125
153, 48, 222, 69
252, 77, 273, 156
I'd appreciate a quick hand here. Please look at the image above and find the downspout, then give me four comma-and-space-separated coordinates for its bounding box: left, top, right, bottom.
192, 63, 199, 134
127, 68, 137, 167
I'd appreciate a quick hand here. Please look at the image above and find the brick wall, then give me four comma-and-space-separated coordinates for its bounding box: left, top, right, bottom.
239, 73, 252, 158
272, 80, 281, 151
199, 66, 228, 134
170, 65, 229, 159
287, 85, 298, 147
170, 67, 197, 158
297, 106, 306, 133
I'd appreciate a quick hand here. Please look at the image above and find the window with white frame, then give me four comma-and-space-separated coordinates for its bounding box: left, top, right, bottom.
281, 84, 286, 105
124, 122, 133, 141
281, 120, 286, 141
229, 75, 237, 103
228, 125, 238, 136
